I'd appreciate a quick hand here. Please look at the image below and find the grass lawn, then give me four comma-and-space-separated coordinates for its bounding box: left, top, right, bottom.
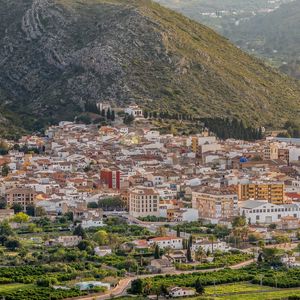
205, 282, 274, 295
0, 283, 34, 293
215, 289, 300, 300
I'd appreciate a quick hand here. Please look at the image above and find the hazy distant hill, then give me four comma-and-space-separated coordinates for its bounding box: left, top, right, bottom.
155, 0, 294, 33
230, 0, 300, 79
0, 0, 300, 137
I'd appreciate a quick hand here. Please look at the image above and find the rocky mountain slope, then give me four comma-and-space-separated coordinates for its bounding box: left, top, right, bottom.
0, 0, 300, 136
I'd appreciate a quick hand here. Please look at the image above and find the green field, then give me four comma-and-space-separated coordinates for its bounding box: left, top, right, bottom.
216, 289, 300, 300
0, 283, 33, 293
205, 282, 274, 295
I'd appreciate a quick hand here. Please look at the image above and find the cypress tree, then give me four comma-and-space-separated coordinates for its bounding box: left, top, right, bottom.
154, 244, 160, 259
186, 246, 192, 262
195, 279, 204, 294
106, 108, 111, 120
111, 110, 115, 121
176, 225, 180, 238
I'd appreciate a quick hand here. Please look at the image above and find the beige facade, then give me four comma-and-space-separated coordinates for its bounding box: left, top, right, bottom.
263, 143, 279, 160
129, 187, 159, 218
192, 190, 238, 220
5, 187, 37, 210
238, 183, 284, 204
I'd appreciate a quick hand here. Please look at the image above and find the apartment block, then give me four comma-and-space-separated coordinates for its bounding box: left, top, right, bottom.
100, 168, 121, 189
263, 143, 279, 160
129, 187, 159, 218
192, 189, 238, 221
238, 183, 284, 204
5, 187, 37, 210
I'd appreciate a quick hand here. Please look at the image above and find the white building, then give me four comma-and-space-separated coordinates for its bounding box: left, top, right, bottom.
94, 246, 112, 257
192, 240, 231, 253
81, 219, 104, 229
239, 200, 300, 224
169, 287, 196, 298
125, 105, 143, 118
148, 236, 183, 250
144, 130, 160, 142
167, 208, 199, 222
289, 147, 300, 163
75, 281, 110, 291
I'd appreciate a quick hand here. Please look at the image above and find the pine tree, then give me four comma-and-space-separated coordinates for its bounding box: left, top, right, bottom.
101, 109, 106, 117
1, 164, 10, 177
188, 235, 193, 247
123, 114, 134, 125
73, 224, 86, 239
130, 279, 144, 294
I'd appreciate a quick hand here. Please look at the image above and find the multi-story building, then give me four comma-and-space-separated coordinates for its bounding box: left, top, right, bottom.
100, 168, 121, 190
278, 148, 289, 164
238, 183, 284, 204
263, 143, 279, 160
192, 189, 238, 222
129, 187, 159, 218
5, 187, 37, 210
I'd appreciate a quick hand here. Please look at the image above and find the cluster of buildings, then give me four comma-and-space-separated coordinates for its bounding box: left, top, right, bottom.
0, 120, 300, 230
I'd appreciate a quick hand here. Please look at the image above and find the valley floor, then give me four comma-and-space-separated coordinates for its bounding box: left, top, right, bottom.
117, 283, 300, 300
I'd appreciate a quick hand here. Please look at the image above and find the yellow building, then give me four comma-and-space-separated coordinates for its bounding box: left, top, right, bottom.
191, 136, 198, 153
238, 183, 284, 204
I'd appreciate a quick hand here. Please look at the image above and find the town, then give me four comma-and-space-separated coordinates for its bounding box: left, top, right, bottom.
1, 106, 300, 300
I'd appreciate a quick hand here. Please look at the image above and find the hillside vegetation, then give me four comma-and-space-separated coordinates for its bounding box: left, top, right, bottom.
0, 0, 300, 136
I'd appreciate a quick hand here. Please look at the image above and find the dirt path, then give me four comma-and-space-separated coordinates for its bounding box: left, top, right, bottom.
67, 259, 255, 300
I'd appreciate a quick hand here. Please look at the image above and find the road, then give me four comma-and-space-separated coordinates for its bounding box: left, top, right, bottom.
66, 259, 255, 300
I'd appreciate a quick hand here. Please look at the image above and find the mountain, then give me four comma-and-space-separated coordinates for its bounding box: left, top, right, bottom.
155, 0, 300, 79
229, 0, 300, 79
1, 0, 300, 137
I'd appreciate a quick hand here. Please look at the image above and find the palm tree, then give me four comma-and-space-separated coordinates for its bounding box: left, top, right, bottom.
195, 246, 206, 263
